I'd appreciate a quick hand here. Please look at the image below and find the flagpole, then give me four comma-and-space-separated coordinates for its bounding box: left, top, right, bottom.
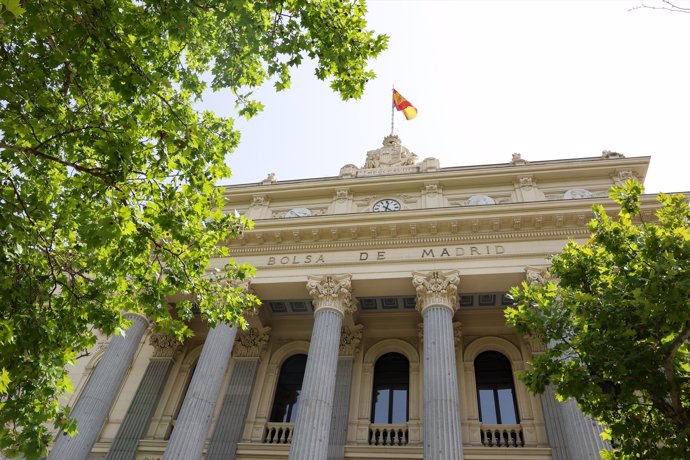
390, 84, 395, 135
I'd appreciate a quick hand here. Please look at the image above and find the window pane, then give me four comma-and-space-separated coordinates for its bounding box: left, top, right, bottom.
391, 388, 408, 424
372, 389, 390, 423
479, 389, 497, 424
497, 388, 518, 424
270, 354, 307, 422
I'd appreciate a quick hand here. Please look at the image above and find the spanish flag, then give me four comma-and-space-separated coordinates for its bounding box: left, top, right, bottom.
393, 89, 418, 120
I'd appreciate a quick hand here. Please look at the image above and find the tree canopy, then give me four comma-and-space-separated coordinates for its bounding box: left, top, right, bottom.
0, 1, 387, 457
506, 180, 690, 459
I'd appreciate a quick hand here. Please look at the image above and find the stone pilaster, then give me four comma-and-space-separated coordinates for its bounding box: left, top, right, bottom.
413, 271, 463, 460
163, 322, 237, 460
206, 326, 271, 460
288, 275, 353, 460
327, 325, 363, 460
49, 314, 149, 460
106, 332, 182, 460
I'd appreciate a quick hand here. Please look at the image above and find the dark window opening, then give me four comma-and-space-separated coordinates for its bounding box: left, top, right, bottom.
475, 351, 519, 424
269, 354, 307, 423
371, 353, 409, 424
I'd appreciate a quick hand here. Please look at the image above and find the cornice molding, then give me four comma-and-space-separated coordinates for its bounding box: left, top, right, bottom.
225, 227, 591, 256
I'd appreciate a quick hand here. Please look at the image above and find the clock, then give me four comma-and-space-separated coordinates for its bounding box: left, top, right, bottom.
285, 207, 312, 218
372, 199, 401, 212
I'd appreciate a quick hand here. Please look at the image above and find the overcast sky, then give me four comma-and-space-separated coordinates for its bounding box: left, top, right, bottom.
201, 0, 690, 194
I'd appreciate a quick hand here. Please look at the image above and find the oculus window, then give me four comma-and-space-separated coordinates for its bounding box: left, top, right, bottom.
269, 354, 307, 423
475, 351, 519, 424
371, 353, 409, 424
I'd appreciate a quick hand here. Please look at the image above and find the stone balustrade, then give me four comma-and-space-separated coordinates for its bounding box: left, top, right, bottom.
368, 423, 409, 446
480, 424, 524, 447
263, 422, 295, 444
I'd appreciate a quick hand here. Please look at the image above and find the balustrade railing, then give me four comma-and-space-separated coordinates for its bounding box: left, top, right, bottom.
262, 422, 294, 444
368, 423, 409, 446
480, 424, 524, 447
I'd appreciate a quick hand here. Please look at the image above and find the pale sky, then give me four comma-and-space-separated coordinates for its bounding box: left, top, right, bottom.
201, 0, 690, 194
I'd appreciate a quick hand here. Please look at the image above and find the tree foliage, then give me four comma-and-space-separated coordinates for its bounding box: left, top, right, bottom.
0, 1, 387, 457
506, 180, 690, 459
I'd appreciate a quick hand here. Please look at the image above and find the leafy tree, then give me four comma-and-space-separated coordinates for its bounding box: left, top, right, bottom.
506, 180, 690, 459
0, 0, 387, 457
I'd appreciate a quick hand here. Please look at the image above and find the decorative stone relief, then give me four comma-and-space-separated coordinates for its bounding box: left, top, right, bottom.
251, 194, 268, 206
335, 188, 352, 202
261, 172, 277, 184
564, 188, 594, 199
453, 322, 462, 348
602, 150, 625, 159
511, 153, 528, 165
424, 182, 439, 196
517, 175, 535, 191
525, 266, 549, 286
233, 326, 272, 358
465, 194, 495, 206
306, 274, 355, 316
412, 270, 460, 314
149, 332, 183, 359
612, 170, 638, 186
339, 324, 364, 356
363, 135, 418, 169
417, 323, 424, 345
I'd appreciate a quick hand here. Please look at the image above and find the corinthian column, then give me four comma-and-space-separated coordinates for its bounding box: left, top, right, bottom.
163, 322, 237, 460
288, 275, 354, 460
106, 332, 182, 460
206, 326, 271, 460
413, 271, 463, 460
49, 314, 149, 460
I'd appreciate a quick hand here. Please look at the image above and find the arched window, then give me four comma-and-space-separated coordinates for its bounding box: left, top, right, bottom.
475, 351, 519, 424
371, 353, 409, 424
269, 354, 307, 423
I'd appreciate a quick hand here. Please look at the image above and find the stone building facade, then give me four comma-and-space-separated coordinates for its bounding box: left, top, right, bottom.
49, 137, 653, 459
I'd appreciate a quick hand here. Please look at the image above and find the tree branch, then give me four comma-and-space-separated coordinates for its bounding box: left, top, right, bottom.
0, 143, 114, 181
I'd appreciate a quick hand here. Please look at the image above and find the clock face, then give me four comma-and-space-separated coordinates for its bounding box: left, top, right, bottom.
372, 199, 401, 212
285, 207, 312, 218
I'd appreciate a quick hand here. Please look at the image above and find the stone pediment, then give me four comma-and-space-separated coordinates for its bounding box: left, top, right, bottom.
340, 135, 440, 178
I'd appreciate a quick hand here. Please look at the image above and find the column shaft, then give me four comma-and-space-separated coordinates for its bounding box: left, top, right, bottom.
288, 309, 343, 460
423, 306, 463, 460
327, 357, 354, 460
206, 359, 260, 460
163, 322, 237, 460
106, 358, 174, 460
49, 314, 148, 460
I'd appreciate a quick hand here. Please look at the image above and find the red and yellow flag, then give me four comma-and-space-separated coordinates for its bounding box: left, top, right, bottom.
393, 89, 417, 120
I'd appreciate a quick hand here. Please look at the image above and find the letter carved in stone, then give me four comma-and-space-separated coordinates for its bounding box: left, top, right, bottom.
307, 274, 354, 316
233, 326, 272, 358
339, 324, 364, 356
149, 332, 183, 359
412, 270, 460, 314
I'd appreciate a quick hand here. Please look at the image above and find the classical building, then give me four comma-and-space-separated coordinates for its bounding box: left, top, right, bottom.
50, 136, 653, 460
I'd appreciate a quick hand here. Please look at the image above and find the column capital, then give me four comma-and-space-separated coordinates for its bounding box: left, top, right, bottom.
339, 324, 364, 357
233, 326, 271, 358
307, 274, 354, 316
149, 332, 183, 359
412, 270, 460, 314
525, 266, 550, 286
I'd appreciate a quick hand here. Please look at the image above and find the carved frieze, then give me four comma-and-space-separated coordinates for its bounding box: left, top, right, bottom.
233, 326, 271, 358
306, 274, 355, 316
412, 270, 460, 314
